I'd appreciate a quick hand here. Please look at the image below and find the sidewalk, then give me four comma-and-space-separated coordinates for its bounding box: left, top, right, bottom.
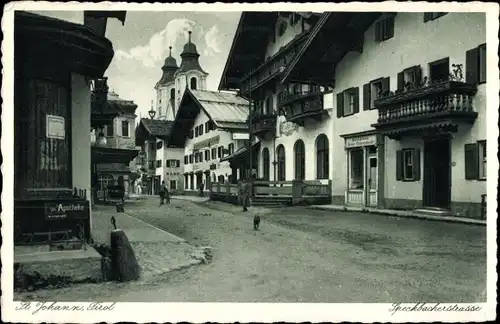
91, 205, 206, 279
310, 205, 487, 226
171, 195, 210, 203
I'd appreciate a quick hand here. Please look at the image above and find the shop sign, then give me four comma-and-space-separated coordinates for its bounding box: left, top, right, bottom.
44, 201, 89, 220
345, 135, 377, 148
46, 115, 65, 140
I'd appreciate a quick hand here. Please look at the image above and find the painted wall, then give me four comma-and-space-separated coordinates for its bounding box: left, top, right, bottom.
155, 139, 164, 177
330, 12, 487, 202
163, 147, 184, 191
156, 81, 176, 120
104, 115, 136, 150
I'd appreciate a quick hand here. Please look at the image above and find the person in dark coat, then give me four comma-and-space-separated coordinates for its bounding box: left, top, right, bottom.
199, 181, 205, 197
159, 181, 167, 205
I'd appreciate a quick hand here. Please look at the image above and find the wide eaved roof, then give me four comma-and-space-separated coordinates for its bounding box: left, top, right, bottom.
190, 89, 249, 127
139, 118, 174, 138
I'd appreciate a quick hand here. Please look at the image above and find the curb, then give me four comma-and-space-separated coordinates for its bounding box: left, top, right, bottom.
310, 206, 486, 226
121, 212, 187, 243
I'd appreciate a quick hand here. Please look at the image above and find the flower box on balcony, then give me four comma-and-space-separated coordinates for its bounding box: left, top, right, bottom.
374, 80, 478, 109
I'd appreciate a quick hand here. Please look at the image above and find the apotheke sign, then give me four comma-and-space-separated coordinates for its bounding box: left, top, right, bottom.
345, 135, 377, 148
44, 202, 89, 220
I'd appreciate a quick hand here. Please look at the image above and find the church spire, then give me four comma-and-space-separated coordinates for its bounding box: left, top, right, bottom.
178, 30, 207, 74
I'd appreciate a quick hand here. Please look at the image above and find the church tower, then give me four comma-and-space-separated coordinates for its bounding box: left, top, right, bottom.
155, 46, 179, 121
174, 31, 209, 111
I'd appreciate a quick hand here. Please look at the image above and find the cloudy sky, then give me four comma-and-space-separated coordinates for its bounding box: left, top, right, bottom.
31, 10, 241, 119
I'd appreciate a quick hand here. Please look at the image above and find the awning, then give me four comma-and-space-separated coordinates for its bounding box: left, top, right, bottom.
381, 121, 459, 137
91, 146, 139, 164
220, 142, 261, 163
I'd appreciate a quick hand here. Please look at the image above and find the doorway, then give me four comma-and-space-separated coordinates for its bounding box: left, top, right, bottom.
423, 137, 451, 209
153, 176, 161, 195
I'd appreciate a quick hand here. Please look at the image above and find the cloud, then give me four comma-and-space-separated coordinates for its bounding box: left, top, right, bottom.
115, 18, 196, 67
203, 25, 222, 56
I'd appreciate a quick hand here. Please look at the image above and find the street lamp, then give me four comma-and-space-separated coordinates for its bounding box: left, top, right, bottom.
95, 126, 107, 147
148, 100, 156, 119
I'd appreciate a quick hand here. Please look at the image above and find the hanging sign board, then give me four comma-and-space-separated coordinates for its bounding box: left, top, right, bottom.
46, 115, 65, 140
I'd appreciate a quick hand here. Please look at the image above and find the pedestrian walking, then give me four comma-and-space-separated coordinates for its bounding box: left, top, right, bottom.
159, 181, 167, 205
199, 182, 205, 197
238, 179, 249, 212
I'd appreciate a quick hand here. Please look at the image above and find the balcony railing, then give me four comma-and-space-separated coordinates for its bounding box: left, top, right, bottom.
373, 80, 478, 126
250, 113, 276, 138
278, 91, 324, 124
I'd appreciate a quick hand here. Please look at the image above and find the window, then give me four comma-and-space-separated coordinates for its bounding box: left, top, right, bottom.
429, 58, 450, 82
149, 142, 155, 151
190, 77, 197, 90
189, 129, 194, 139
349, 149, 364, 189
375, 14, 395, 42
98, 175, 114, 191
396, 66, 422, 92
199, 124, 204, 136
228, 143, 235, 155
106, 122, 114, 137
195, 127, 199, 137
156, 141, 163, 150
316, 134, 329, 179
262, 148, 270, 181
277, 144, 286, 181
199, 152, 203, 162
205, 150, 210, 161
189, 154, 193, 163
167, 159, 179, 167
218, 146, 222, 158
363, 78, 389, 110
423, 12, 448, 22
170, 88, 175, 99
170, 180, 177, 190
184, 155, 188, 164
156, 160, 162, 168
205, 122, 209, 133
465, 141, 487, 180
121, 121, 129, 137
211, 148, 216, 159
194, 153, 199, 163
479, 44, 486, 83
148, 161, 154, 169
294, 140, 305, 180
396, 148, 421, 181
337, 87, 359, 118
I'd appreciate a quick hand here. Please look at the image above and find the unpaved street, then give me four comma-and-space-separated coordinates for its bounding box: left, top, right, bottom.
22, 197, 486, 302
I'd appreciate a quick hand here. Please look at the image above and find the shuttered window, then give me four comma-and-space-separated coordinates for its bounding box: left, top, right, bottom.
316, 134, 329, 180
337, 87, 359, 117
184, 155, 188, 164
466, 44, 487, 85
396, 148, 420, 181
375, 14, 395, 42
397, 66, 422, 92
211, 148, 216, 159
15, 78, 72, 198
364, 77, 390, 110
465, 141, 486, 180
121, 121, 129, 137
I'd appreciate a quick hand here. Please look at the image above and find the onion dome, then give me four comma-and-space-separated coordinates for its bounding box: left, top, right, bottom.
156, 46, 178, 88
178, 31, 207, 74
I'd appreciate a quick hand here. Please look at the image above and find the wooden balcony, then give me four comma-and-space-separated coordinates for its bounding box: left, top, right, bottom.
372, 80, 478, 139
250, 113, 276, 138
278, 90, 325, 125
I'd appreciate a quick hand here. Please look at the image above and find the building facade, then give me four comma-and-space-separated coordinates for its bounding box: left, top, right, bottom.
92, 91, 138, 198
219, 13, 335, 186
284, 12, 487, 217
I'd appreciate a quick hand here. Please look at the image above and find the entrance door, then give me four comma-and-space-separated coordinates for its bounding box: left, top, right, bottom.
153, 176, 161, 195
367, 155, 378, 207
423, 137, 451, 209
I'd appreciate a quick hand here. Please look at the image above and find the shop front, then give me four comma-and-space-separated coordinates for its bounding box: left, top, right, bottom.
343, 132, 384, 207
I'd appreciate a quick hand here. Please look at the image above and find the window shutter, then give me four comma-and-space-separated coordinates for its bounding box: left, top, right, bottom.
374, 21, 381, 41
177, 160, 180, 167
353, 87, 360, 114
413, 148, 421, 181
336, 92, 344, 118
382, 77, 390, 94
397, 72, 405, 91
423, 13, 431, 22
396, 150, 403, 181
466, 47, 479, 85
363, 83, 370, 110
464, 143, 479, 180
387, 15, 395, 38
